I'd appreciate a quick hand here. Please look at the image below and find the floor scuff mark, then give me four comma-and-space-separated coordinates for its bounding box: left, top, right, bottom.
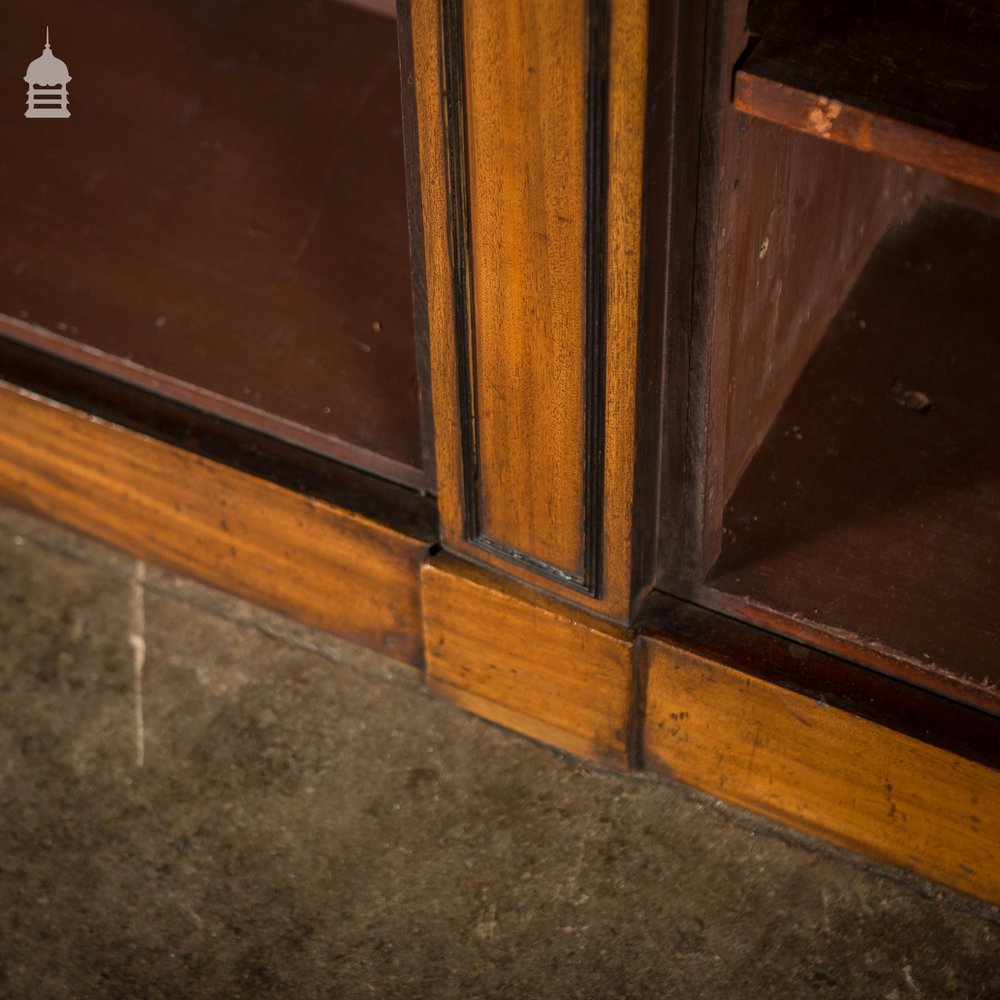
129, 560, 147, 768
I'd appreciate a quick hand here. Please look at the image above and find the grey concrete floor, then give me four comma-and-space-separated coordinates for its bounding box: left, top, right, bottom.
0, 503, 997, 999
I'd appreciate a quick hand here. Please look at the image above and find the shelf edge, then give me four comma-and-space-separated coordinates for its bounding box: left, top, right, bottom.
734, 70, 1000, 195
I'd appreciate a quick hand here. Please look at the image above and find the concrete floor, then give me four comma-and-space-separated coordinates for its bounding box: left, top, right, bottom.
0, 504, 997, 999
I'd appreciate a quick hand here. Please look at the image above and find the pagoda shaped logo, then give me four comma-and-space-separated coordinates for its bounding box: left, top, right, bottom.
25, 28, 71, 119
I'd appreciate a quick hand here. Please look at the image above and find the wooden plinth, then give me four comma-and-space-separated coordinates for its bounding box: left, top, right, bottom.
0, 382, 995, 905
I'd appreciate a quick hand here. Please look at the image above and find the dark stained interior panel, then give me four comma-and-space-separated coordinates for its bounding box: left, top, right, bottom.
711, 201, 1000, 712
0, 1, 427, 489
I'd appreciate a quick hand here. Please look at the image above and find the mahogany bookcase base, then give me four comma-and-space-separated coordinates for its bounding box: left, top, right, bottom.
1, 380, 995, 907
0, 382, 429, 667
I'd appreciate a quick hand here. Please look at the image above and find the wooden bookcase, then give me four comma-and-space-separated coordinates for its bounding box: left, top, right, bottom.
0, 0, 997, 903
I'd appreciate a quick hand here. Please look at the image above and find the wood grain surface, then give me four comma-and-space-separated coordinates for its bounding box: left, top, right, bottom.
0, 381, 430, 665
413, 0, 648, 618
464, 0, 588, 576
642, 632, 1000, 906
422, 554, 636, 769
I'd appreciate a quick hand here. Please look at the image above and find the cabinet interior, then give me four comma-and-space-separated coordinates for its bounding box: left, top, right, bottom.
695, 2, 1000, 711
0, 0, 427, 490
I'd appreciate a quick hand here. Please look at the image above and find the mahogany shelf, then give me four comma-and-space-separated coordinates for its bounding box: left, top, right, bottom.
710, 200, 1000, 715
735, 0, 1000, 194
0, 0, 426, 489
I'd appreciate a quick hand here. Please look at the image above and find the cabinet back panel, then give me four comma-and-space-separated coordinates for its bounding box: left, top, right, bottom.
711, 201, 1000, 711
0, 1, 426, 487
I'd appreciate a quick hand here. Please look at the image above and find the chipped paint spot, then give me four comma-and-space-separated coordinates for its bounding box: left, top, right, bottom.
806, 96, 842, 138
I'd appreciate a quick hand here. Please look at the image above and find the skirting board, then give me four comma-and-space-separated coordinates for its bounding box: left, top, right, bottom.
0, 380, 995, 905
422, 554, 637, 771
641, 634, 1000, 905
0, 381, 430, 666
422, 556, 998, 906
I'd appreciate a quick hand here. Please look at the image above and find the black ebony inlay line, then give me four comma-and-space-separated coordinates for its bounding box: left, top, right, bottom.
438, 0, 610, 597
